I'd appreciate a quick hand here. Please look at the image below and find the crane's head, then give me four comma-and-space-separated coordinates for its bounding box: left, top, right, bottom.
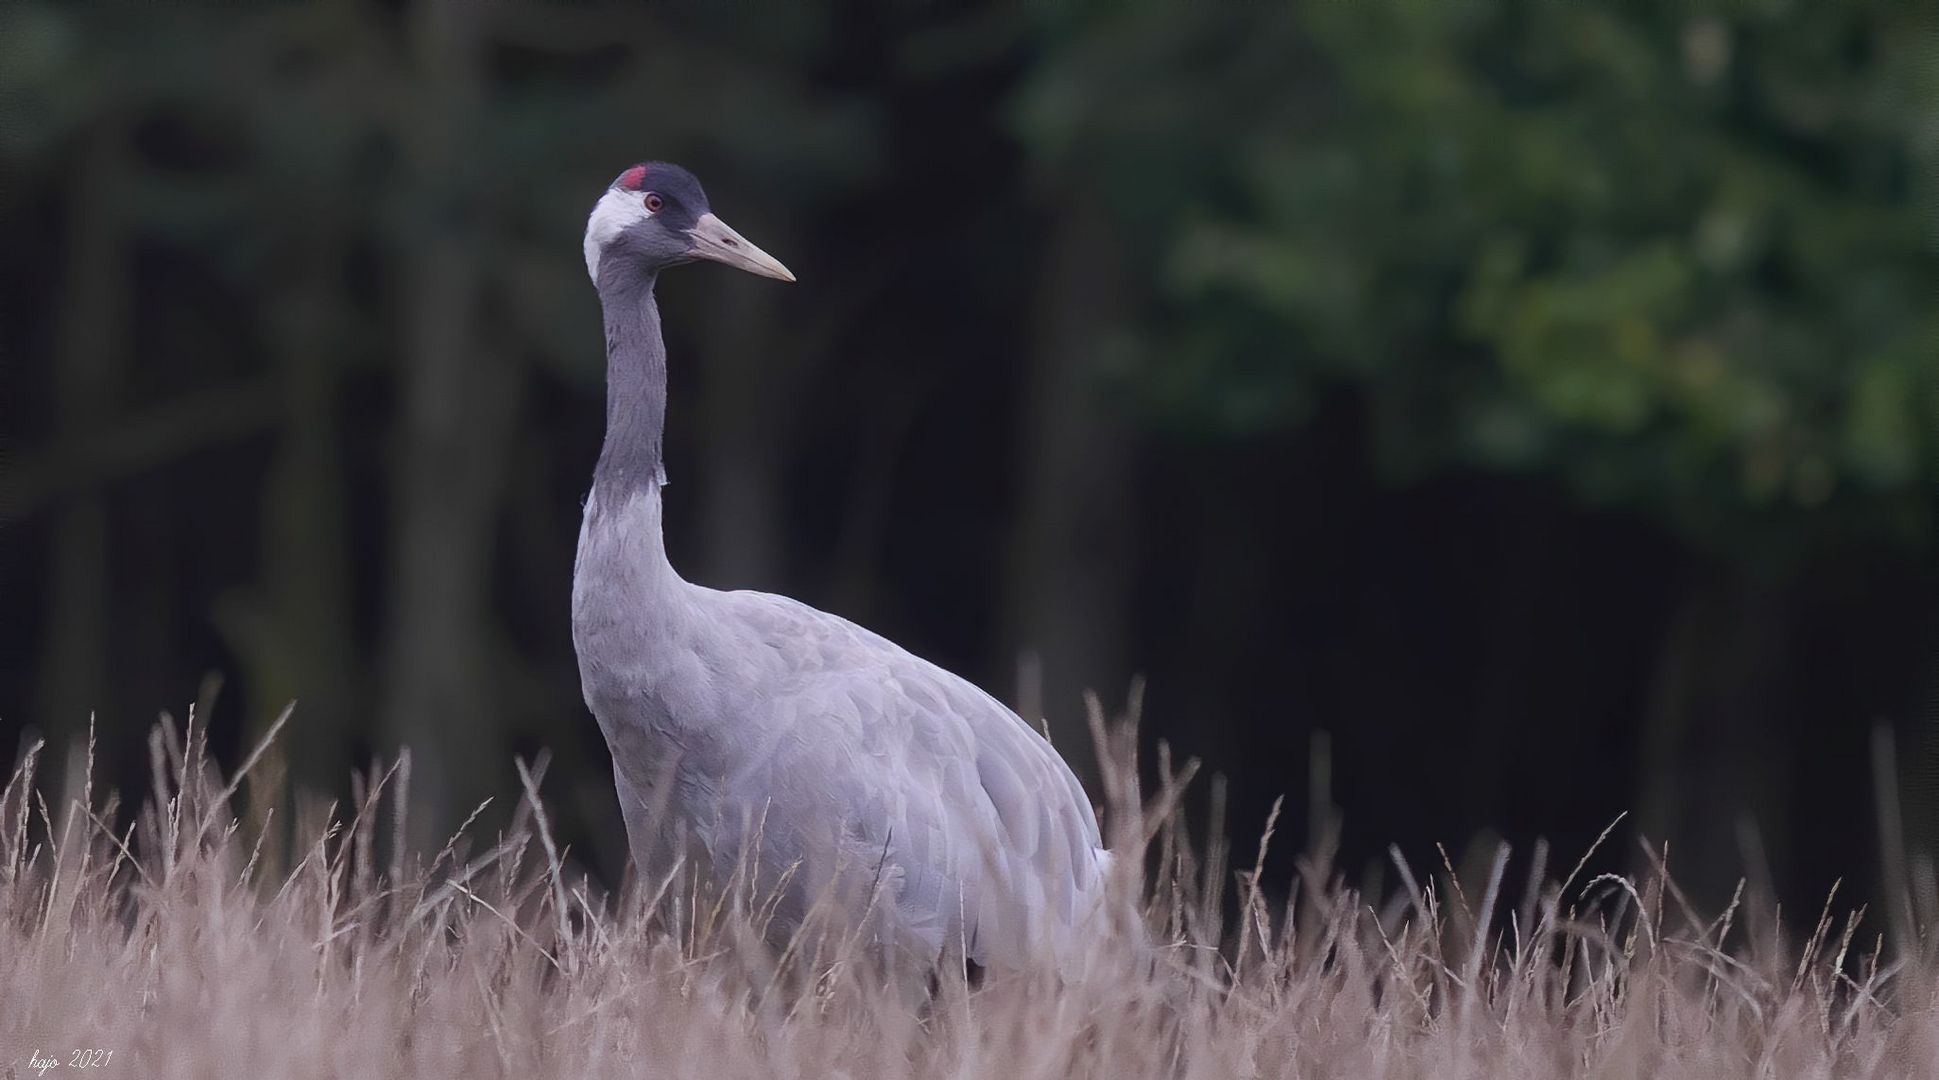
583, 162, 795, 287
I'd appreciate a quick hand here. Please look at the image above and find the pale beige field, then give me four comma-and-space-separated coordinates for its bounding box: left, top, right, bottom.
3, 709, 1933, 1079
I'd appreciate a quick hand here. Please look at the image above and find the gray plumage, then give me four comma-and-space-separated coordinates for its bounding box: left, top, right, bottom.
571, 163, 1109, 969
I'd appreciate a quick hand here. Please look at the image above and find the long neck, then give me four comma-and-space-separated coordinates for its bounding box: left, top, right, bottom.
576, 266, 692, 650
593, 269, 669, 501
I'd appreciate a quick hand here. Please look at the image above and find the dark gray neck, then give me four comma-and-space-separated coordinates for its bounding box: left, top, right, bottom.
593, 268, 668, 500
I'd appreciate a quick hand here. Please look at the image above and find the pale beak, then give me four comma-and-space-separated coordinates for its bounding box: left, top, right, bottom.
685, 212, 795, 282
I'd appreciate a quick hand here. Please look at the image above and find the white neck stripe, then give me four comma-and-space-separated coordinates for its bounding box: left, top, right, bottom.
584, 188, 654, 282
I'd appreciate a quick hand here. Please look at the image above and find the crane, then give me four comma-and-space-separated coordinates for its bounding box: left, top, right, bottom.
571, 162, 1110, 971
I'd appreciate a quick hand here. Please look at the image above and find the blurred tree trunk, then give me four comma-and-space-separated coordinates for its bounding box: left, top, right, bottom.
694, 256, 889, 603
1905, 603, 1939, 870
1463, 499, 1559, 824
1638, 573, 1798, 902
1172, 458, 1268, 780
695, 280, 790, 589
215, 221, 359, 845
1902, 388, 1939, 867
38, 124, 128, 747
1005, 201, 1138, 781
378, 5, 514, 850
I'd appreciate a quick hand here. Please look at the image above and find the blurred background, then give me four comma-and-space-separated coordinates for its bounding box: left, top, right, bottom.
2, 3, 1935, 916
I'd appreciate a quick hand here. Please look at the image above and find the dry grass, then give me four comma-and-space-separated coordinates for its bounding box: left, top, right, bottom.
2, 706, 1935, 1080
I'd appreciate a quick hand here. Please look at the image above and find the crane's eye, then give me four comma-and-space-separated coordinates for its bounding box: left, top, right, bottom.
643, 192, 664, 213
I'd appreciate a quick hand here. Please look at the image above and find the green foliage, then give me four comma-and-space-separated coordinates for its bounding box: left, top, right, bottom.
1018, 2, 1938, 553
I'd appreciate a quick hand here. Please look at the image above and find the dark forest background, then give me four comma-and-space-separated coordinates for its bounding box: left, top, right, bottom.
2, 3, 1935, 917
